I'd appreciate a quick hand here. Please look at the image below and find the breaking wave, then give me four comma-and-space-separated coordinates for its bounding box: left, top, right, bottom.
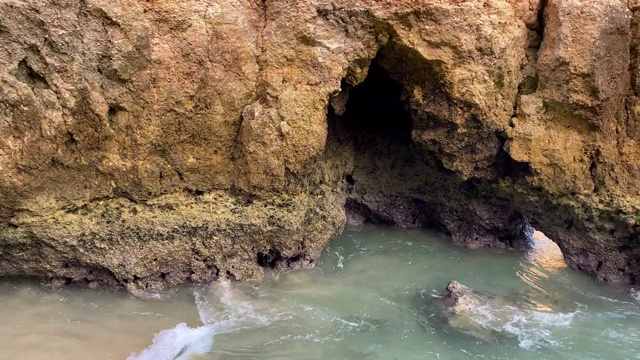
128, 281, 277, 360
501, 310, 577, 349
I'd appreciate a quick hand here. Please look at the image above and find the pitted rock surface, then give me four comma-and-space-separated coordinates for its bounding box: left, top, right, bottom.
0, 0, 638, 291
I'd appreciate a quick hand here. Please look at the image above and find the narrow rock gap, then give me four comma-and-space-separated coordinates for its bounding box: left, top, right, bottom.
107, 105, 118, 125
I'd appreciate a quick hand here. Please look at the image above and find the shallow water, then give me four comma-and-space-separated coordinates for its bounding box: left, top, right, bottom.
2, 227, 639, 359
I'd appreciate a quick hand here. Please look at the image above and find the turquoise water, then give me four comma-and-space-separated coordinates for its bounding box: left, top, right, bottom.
2, 227, 639, 359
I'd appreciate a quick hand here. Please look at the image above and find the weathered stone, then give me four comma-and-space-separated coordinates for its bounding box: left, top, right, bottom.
0, 0, 638, 291
434, 280, 535, 343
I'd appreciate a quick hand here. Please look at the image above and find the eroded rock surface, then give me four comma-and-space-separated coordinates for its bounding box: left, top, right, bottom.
0, 0, 638, 291
436, 280, 512, 342
434, 280, 575, 343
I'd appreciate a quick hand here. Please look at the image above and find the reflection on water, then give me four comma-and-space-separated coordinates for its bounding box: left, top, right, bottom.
2, 226, 640, 360
518, 231, 569, 312
527, 231, 568, 271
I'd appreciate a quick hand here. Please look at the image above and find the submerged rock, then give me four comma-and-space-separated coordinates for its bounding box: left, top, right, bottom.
440, 281, 499, 315
436, 281, 516, 342
435, 280, 576, 345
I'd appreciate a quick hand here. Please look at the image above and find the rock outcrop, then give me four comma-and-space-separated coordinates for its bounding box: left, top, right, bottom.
434, 280, 574, 343
435, 280, 513, 342
0, 0, 638, 291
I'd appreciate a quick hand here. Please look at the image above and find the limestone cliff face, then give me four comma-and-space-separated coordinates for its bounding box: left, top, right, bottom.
0, 0, 637, 291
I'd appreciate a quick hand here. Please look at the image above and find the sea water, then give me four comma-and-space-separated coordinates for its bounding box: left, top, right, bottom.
1, 227, 639, 359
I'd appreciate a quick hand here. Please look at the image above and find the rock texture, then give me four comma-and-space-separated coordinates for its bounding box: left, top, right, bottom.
434, 280, 560, 343
436, 280, 512, 342
0, 0, 638, 291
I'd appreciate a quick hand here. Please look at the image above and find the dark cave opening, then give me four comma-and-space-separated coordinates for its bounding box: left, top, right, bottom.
327, 47, 535, 250
340, 59, 413, 145
330, 54, 444, 230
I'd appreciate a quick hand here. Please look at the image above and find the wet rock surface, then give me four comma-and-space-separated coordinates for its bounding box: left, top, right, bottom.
0, 0, 638, 291
433, 280, 575, 344
430, 280, 516, 343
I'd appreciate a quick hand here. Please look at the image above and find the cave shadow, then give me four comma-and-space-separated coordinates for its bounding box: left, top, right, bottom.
326, 42, 544, 253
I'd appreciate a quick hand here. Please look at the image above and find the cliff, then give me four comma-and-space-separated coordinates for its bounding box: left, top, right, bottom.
0, 0, 638, 292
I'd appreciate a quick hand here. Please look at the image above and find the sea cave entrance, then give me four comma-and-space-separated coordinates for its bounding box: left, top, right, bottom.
327, 46, 454, 234
326, 41, 565, 258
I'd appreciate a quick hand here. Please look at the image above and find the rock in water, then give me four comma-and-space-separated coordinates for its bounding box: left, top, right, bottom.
441, 280, 491, 313
435, 280, 578, 346
437, 281, 516, 342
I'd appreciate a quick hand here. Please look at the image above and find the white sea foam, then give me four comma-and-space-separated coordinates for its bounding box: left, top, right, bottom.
335, 251, 345, 269
447, 291, 577, 349
129, 281, 276, 360
194, 281, 277, 327
631, 288, 640, 303
127, 323, 215, 360
501, 310, 577, 349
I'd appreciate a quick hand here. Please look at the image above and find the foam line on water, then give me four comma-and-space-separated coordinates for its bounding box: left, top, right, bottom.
194, 281, 274, 327
502, 310, 578, 349
130, 281, 276, 360
127, 323, 215, 360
